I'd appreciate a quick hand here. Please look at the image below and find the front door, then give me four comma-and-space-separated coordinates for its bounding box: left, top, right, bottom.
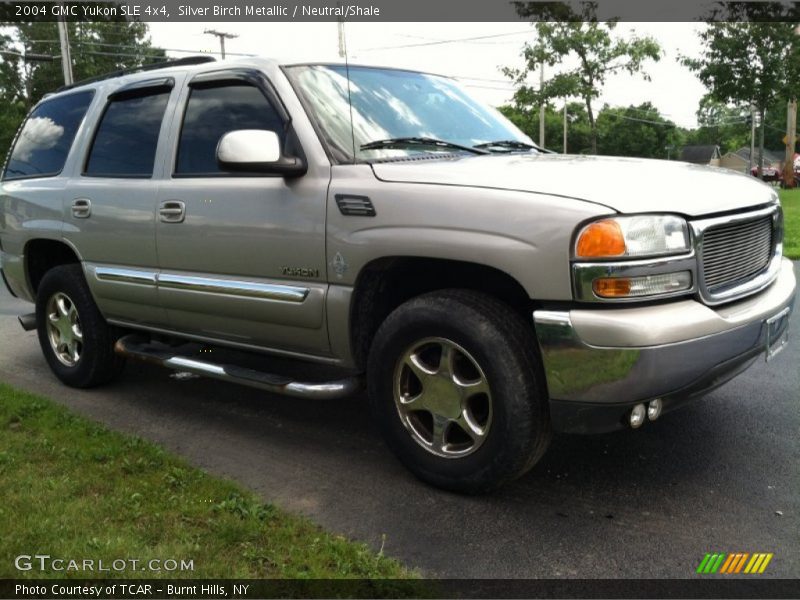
155, 70, 330, 356
64, 77, 179, 328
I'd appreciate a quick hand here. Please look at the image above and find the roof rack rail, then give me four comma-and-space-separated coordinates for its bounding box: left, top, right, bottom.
57, 55, 216, 92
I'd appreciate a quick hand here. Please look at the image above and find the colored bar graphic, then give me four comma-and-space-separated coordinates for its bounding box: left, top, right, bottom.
734, 553, 749, 573
699, 552, 773, 575
710, 553, 726, 573
697, 554, 712, 574
719, 554, 736, 573
744, 554, 760, 573
758, 554, 773, 573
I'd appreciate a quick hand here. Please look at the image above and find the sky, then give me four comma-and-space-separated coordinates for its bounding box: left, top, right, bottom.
146, 22, 708, 130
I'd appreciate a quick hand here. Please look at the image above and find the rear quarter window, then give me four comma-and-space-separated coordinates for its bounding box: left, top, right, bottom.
3, 90, 94, 181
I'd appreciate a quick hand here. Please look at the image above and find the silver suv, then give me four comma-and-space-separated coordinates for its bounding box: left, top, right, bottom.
1, 57, 795, 492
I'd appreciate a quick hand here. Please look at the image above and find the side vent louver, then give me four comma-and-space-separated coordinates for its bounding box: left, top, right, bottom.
335, 194, 376, 217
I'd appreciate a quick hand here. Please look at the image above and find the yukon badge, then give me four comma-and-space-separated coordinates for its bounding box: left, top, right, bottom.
280, 266, 320, 278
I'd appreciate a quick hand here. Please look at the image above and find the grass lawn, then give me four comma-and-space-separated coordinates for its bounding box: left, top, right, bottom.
780, 188, 800, 260
0, 382, 417, 586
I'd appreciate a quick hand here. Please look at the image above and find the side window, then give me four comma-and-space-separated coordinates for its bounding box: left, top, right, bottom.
3, 90, 94, 181
175, 83, 285, 175
85, 89, 170, 177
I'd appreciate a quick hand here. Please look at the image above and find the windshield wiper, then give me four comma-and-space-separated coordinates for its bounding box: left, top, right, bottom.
473, 140, 546, 153
360, 137, 489, 155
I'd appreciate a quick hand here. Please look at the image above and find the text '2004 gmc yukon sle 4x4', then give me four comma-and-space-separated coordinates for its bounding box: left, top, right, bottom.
0, 56, 796, 492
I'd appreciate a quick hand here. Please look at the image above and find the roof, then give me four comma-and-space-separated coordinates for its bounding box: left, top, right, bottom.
56, 56, 217, 92
680, 145, 721, 163
729, 147, 785, 165
43, 56, 452, 104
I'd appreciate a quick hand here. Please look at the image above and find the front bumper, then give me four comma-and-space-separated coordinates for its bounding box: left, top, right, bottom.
534, 257, 796, 434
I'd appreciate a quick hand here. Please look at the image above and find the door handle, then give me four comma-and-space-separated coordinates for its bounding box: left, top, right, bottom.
71, 198, 91, 218
159, 200, 186, 223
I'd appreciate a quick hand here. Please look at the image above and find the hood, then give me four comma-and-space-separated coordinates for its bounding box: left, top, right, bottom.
370, 153, 777, 217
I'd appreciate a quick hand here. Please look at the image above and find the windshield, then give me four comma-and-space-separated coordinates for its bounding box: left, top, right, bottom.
286, 64, 534, 163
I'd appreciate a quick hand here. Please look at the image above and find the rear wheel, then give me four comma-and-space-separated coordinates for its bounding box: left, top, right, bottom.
36, 264, 125, 388
368, 289, 551, 493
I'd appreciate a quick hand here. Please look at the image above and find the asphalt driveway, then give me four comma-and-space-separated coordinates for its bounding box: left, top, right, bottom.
0, 264, 797, 579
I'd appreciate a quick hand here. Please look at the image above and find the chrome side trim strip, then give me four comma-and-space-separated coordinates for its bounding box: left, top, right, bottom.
95, 267, 158, 285
158, 273, 309, 303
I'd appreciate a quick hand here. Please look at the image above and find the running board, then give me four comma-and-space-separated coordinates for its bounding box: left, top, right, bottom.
114, 335, 362, 400
18, 313, 36, 331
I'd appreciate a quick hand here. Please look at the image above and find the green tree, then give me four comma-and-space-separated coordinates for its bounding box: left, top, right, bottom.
505, 2, 661, 154
681, 21, 800, 176
683, 99, 750, 155
498, 101, 593, 154
595, 102, 682, 159
0, 19, 165, 156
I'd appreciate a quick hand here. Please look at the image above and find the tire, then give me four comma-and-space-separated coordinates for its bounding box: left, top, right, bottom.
35, 263, 125, 388
367, 289, 551, 493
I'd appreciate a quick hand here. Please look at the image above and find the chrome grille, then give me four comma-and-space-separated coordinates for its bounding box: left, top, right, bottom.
701, 216, 773, 291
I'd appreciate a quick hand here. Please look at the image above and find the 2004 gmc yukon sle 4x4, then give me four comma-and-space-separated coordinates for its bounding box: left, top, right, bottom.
0, 56, 795, 492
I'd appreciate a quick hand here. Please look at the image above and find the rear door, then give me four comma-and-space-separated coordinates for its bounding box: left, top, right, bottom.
1, 89, 95, 300
154, 68, 331, 355
63, 77, 181, 328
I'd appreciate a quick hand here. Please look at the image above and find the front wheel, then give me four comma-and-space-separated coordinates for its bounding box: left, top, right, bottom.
367, 289, 551, 493
36, 264, 125, 388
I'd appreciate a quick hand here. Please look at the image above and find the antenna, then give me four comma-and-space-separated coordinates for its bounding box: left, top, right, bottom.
339, 15, 357, 163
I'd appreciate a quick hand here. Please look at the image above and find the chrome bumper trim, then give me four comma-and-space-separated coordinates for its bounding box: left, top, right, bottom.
534, 263, 796, 406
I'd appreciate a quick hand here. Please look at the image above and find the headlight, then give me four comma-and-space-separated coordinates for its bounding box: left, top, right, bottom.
575, 215, 690, 259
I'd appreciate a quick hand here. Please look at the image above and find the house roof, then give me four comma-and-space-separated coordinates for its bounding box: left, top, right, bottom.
730, 147, 785, 165
680, 145, 721, 163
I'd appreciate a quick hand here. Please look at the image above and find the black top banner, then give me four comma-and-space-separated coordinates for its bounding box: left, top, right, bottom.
1, 0, 800, 22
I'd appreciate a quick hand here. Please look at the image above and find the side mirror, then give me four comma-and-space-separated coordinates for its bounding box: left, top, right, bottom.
216, 129, 306, 177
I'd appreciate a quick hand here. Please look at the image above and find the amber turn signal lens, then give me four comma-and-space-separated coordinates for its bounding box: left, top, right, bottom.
593, 277, 632, 298
592, 271, 692, 299
576, 220, 626, 258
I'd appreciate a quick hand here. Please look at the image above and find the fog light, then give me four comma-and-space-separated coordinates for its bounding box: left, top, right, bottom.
629, 404, 646, 429
647, 399, 663, 421
593, 271, 692, 299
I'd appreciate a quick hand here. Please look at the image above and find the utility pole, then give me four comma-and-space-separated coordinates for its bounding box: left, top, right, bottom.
749, 104, 756, 174
538, 62, 545, 148
758, 108, 766, 179
337, 19, 345, 58
204, 29, 238, 60
562, 101, 567, 154
784, 98, 797, 188
56, 11, 73, 86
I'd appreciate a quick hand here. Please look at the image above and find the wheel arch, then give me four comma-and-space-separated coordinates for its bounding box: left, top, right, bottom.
349, 256, 536, 370
24, 238, 83, 297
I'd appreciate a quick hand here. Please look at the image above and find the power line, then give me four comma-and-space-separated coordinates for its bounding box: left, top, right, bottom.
461, 83, 517, 92
606, 113, 676, 127
25, 37, 253, 57
358, 29, 533, 52
453, 74, 514, 84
